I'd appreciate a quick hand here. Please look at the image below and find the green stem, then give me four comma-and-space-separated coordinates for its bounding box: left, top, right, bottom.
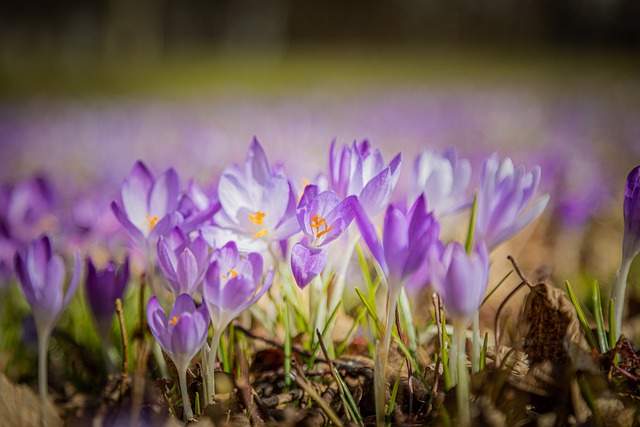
471, 312, 480, 373
375, 287, 400, 427
612, 255, 633, 339
398, 289, 418, 359
310, 274, 326, 346
37, 327, 52, 401
204, 328, 223, 405
454, 320, 470, 427
178, 364, 193, 421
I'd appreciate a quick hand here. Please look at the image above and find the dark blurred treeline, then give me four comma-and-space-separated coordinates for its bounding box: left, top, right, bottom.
1, 0, 639, 60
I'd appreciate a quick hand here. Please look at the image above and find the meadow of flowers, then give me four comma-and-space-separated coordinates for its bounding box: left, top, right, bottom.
1, 84, 640, 427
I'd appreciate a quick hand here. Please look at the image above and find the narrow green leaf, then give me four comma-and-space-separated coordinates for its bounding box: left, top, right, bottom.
592, 280, 608, 353
307, 301, 342, 367
481, 270, 513, 306
334, 367, 364, 425
194, 391, 201, 415
565, 280, 599, 350
479, 332, 488, 371
465, 192, 478, 254
355, 287, 382, 334
608, 298, 618, 365
386, 368, 403, 424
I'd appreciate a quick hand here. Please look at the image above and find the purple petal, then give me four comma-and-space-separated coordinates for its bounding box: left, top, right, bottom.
176, 249, 198, 294
290, 243, 327, 289
359, 167, 392, 217
111, 201, 145, 244
170, 293, 197, 320
353, 200, 387, 274
122, 161, 154, 224
149, 168, 180, 218
169, 314, 200, 364
248, 137, 273, 184
383, 205, 409, 281
157, 236, 179, 284
246, 252, 264, 287
62, 252, 81, 309
220, 276, 255, 315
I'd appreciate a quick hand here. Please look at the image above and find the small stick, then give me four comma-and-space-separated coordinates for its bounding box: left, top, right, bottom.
316, 329, 351, 422
494, 256, 532, 367
290, 369, 343, 427
115, 298, 129, 398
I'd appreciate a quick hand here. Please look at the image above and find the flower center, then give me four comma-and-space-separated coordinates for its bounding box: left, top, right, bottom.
168, 315, 179, 326
249, 211, 269, 238
144, 215, 159, 233
310, 214, 333, 238
220, 269, 238, 280
249, 211, 265, 225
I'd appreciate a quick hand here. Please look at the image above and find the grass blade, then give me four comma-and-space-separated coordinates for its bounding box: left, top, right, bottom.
592, 280, 608, 353
386, 368, 403, 425
479, 332, 488, 371
565, 280, 598, 351
481, 270, 513, 306
465, 193, 477, 254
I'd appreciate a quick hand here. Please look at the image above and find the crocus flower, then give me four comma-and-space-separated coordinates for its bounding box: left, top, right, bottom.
430, 242, 490, 321
147, 294, 209, 421
85, 256, 129, 342
356, 194, 440, 291
14, 235, 81, 399
203, 138, 299, 253
475, 153, 549, 250
178, 179, 220, 233
290, 185, 357, 288
411, 148, 472, 216
201, 241, 273, 400
612, 165, 640, 338
329, 139, 402, 217
110, 161, 183, 254
157, 234, 209, 296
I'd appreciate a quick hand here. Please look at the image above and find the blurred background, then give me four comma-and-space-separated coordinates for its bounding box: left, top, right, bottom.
1, 0, 639, 289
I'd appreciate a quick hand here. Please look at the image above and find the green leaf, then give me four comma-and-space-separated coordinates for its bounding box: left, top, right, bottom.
592, 280, 608, 353
465, 192, 478, 254
565, 280, 598, 351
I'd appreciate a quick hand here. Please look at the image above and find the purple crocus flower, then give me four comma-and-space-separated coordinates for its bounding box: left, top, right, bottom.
178, 179, 220, 233
110, 161, 183, 253
203, 138, 299, 253
85, 256, 129, 342
356, 195, 440, 291
612, 165, 640, 338
157, 234, 209, 296
14, 235, 81, 399
291, 185, 357, 288
329, 139, 402, 217
431, 242, 490, 321
147, 294, 209, 421
411, 148, 472, 216
475, 154, 549, 250
203, 241, 273, 330
201, 241, 273, 400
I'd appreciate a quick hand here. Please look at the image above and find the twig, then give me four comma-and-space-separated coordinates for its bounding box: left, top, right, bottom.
290, 368, 343, 427
115, 298, 129, 398
315, 330, 351, 422
495, 256, 532, 367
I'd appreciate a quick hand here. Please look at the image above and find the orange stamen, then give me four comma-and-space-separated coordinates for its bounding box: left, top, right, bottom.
253, 229, 269, 238
168, 315, 179, 325
144, 215, 159, 233
221, 269, 238, 279
310, 214, 333, 238
249, 211, 266, 225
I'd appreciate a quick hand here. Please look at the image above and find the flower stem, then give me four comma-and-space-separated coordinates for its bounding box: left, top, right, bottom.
454, 320, 470, 427
204, 328, 223, 406
612, 255, 633, 340
37, 327, 52, 401
178, 365, 193, 421
471, 312, 480, 373
375, 287, 400, 427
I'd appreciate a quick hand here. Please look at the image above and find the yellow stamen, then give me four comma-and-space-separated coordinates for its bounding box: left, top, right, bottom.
249, 211, 266, 225
221, 269, 238, 280
253, 229, 269, 238
144, 215, 159, 233
310, 214, 333, 238
168, 315, 179, 325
